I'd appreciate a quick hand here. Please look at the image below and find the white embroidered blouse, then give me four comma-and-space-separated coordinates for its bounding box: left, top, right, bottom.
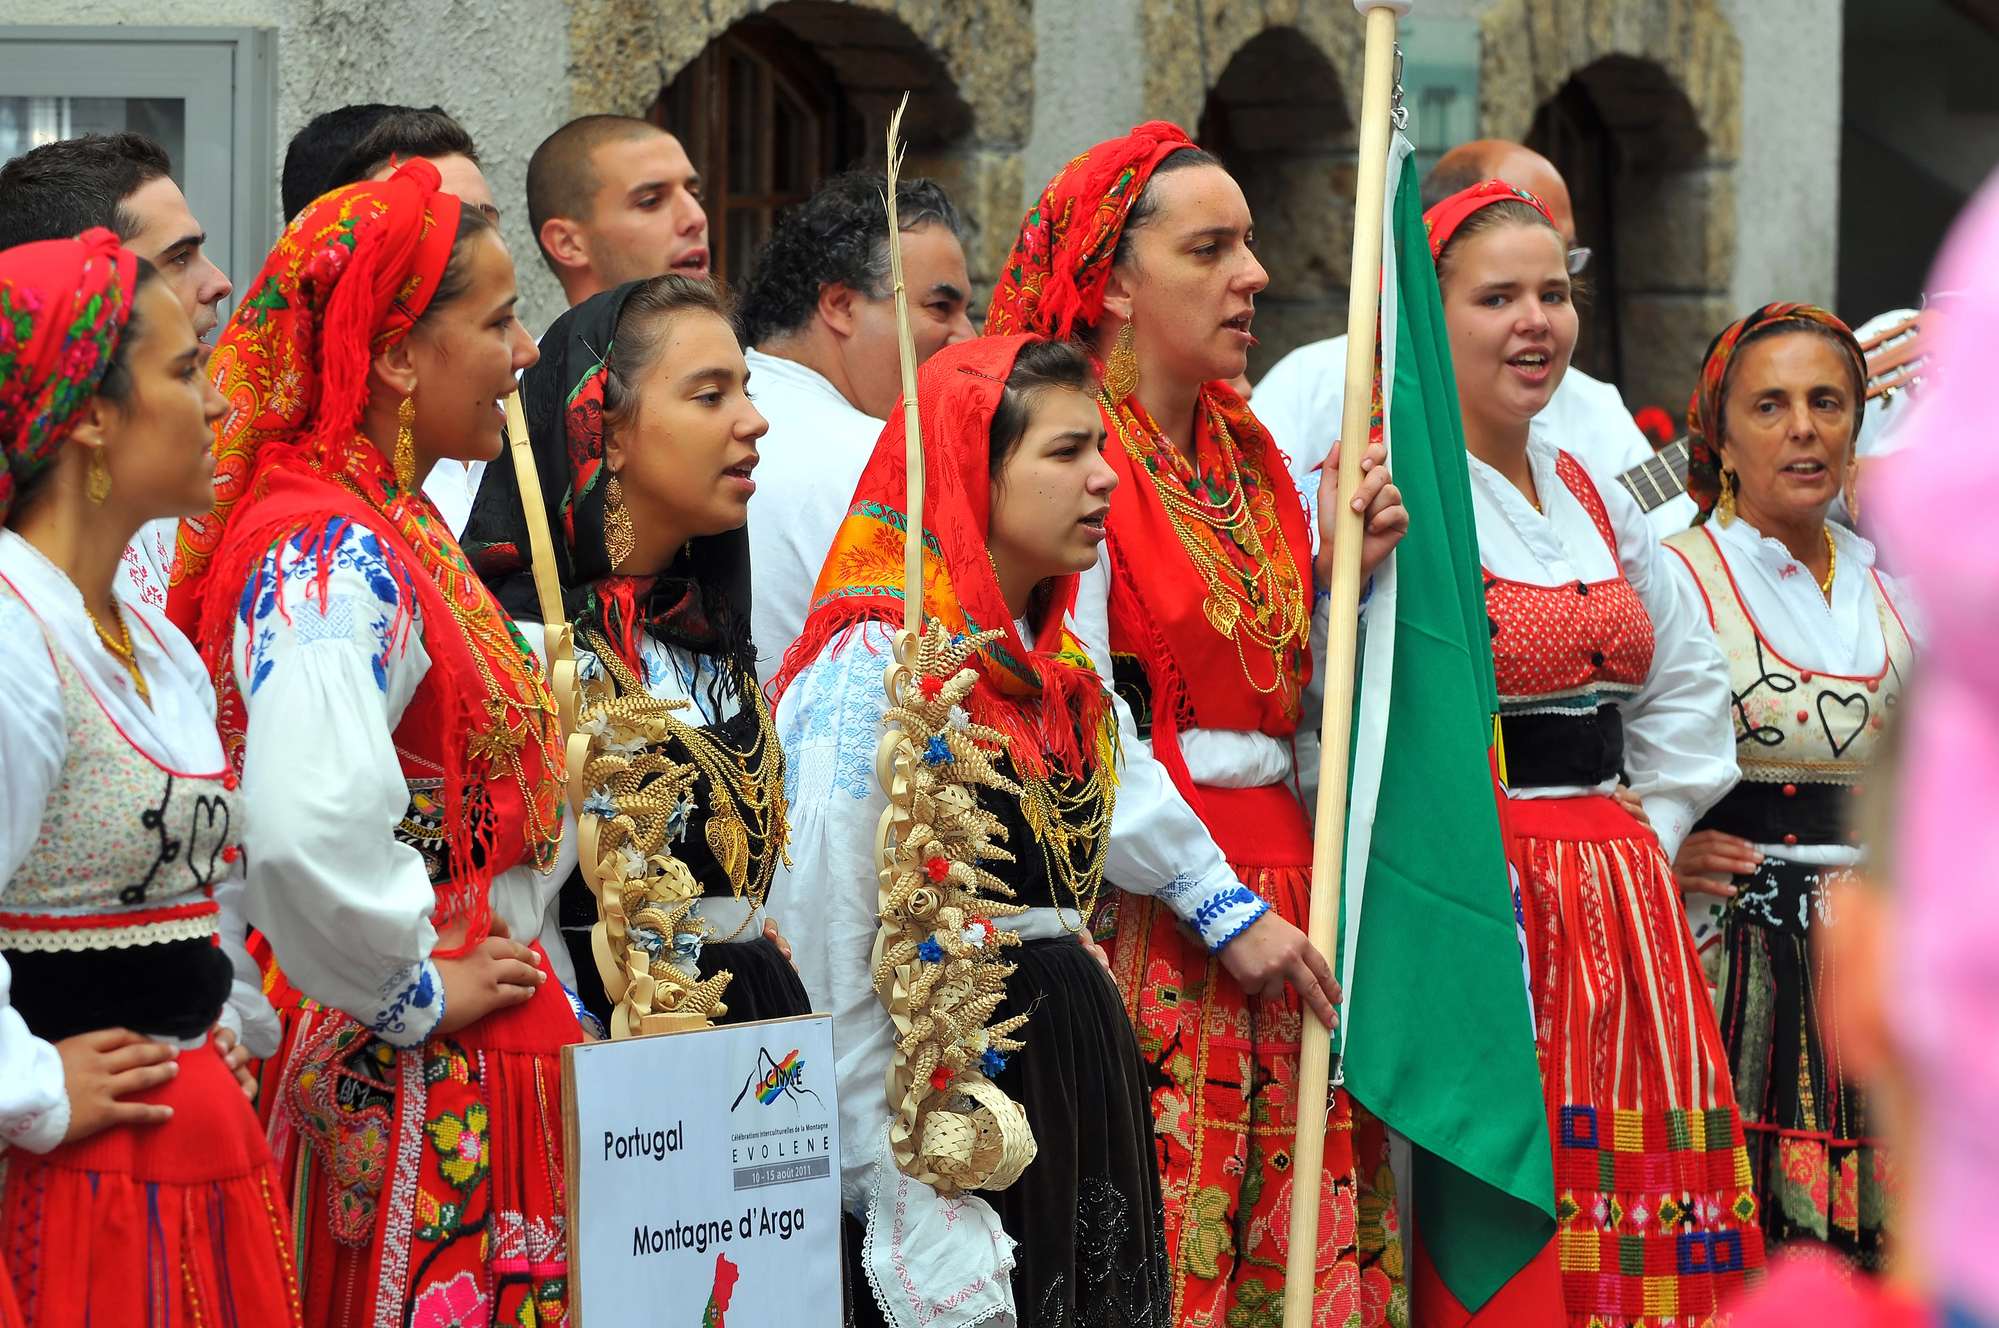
231, 520, 574, 1050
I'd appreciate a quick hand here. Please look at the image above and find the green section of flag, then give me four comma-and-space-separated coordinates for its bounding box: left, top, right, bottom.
1344, 151, 1555, 1309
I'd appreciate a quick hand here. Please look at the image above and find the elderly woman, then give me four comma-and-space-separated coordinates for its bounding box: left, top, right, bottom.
1665, 304, 1915, 1270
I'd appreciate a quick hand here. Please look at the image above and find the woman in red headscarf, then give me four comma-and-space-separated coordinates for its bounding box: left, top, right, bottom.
772, 334, 1195, 1328
0, 232, 298, 1326
172, 162, 579, 1328
1427, 180, 1757, 1323
987, 123, 1410, 1328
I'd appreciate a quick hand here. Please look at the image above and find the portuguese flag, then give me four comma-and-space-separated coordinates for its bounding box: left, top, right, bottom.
1330, 134, 1558, 1321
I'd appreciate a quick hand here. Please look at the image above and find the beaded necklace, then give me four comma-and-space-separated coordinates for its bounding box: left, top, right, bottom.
88, 603, 150, 705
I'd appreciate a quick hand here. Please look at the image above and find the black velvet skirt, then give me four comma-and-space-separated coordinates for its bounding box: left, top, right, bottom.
847, 936, 1168, 1327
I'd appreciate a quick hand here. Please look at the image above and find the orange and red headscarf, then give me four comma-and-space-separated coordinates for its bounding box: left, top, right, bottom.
172, 160, 562, 950
0, 228, 137, 522
171, 158, 463, 607
986, 121, 1197, 340
1684, 303, 1867, 521
772, 334, 1111, 781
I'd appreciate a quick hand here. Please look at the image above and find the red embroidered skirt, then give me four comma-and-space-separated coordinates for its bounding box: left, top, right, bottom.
1, 1037, 302, 1328
1509, 795, 1764, 1325
267, 944, 580, 1328
1108, 782, 1405, 1328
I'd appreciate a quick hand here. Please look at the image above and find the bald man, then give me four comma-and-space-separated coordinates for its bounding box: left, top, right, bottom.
1255, 140, 1699, 538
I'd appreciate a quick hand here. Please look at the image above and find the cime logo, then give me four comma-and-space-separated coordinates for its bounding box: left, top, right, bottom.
731, 1048, 820, 1110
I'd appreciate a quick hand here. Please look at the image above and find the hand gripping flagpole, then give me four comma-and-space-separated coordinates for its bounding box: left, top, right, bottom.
1284, 3, 1409, 1322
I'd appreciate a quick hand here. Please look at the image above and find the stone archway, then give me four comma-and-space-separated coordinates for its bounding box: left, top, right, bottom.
1481, 0, 1742, 416
566, 0, 1031, 296
1197, 27, 1357, 377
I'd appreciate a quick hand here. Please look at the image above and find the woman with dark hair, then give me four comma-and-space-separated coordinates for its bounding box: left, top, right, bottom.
772, 334, 1183, 1327
1665, 304, 1914, 1268
466, 273, 808, 1034
0, 230, 297, 1325
172, 161, 578, 1328
986, 124, 1409, 1327
1428, 180, 1756, 1322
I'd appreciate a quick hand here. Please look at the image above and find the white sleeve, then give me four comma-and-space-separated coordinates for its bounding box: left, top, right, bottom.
1606, 485, 1739, 859
0, 955, 68, 1154
0, 595, 63, 884
213, 863, 282, 1057
766, 624, 904, 1211
1071, 561, 1268, 949
234, 523, 446, 1049
1252, 337, 1348, 493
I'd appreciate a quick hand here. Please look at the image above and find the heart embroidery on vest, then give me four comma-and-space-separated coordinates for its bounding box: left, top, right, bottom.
1817, 690, 1870, 758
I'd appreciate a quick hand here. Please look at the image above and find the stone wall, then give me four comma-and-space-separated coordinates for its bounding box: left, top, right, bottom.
7, 0, 575, 333
569, 0, 1032, 307
1481, 0, 1742, 415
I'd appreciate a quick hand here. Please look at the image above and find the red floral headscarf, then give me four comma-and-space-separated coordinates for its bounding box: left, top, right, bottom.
1423, 179, 1560, 260
0, 228, 137, 522
1685, 303, 1867, 521
170, 158, 462, 608
985, 121, 1197, 339
771, 335, 1112, 780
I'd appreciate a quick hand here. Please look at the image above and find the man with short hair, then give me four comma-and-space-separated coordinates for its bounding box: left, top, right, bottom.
328, 108, 500, 223
0, 131, 233, 342
281, 103, 406, 219
527, 115, 710, 305
1254, 138, 1700, 537
734, 170, 975, 680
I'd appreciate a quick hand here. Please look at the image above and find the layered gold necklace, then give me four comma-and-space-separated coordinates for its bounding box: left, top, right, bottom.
1101, 392, 1310, 712
1014, 755, 1115, 929
582, 630, 789, 931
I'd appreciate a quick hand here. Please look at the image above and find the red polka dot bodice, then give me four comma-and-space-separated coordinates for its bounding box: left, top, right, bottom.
1486, 452, 1654, 709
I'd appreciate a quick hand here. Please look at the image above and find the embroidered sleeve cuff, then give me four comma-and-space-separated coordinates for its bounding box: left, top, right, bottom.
1158, 866, 1270, 952
3, 1092, 69, 1154
363, 961, 445, 1049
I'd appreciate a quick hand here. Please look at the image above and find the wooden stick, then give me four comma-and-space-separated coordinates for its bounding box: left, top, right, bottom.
1283, 4, 1403, 1322
504, 390, 573, 720
883, 93, 924, 634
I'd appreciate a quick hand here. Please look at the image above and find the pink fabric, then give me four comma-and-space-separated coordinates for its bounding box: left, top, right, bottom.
1872, 168, 1999, 1325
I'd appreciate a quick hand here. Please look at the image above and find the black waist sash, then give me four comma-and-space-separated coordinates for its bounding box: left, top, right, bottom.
1727, 857, 1830, 937
1696, 779, 1854, 847
1500, 706, 1625, 789
5, 936, 232, 1042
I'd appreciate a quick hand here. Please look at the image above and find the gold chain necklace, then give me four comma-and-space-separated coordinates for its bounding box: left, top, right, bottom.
584, 630, 790, 934
1103, 394, 1309, 708
1818, 527, 1837, 599
1015, 760, 1115, 930
89, 604, 151, 705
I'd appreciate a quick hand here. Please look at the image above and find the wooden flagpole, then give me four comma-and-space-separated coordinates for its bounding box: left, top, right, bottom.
883, 93, 924, 631
1283, 3, 1408, 1322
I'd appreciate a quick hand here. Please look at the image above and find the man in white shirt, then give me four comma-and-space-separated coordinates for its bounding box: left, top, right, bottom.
736, 171, 976, 681
1254, 140, 1700, 538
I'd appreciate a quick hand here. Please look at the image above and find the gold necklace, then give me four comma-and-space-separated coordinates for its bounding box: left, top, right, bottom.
1103, 394, 1309, 711
89, 604, 151, 705
583, 630, 790, 933
1015, 759, 1115, 930
1818, 527, 1837, 599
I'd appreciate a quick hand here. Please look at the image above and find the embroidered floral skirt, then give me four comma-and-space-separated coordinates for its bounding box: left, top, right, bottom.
1, 1037, 302, 1328
266, 944, 579, 1328
1510, 795, 1765, 1325
1713, 857, 1890, 1270
1108, 783, 1406, 1328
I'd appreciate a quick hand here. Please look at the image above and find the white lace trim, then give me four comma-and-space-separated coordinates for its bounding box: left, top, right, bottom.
0, 906, 218, 952
861, 1122, 1017, 1328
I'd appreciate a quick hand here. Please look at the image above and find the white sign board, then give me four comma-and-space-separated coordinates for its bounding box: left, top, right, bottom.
562, 1014, 843, 1326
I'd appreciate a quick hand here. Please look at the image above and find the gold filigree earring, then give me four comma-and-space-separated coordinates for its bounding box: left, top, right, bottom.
1102, 322, 1139, 406
1716, 467, 1738, 526
85, 447, 113, 504
603, 474, 636, 567
394, 395, 418, 493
